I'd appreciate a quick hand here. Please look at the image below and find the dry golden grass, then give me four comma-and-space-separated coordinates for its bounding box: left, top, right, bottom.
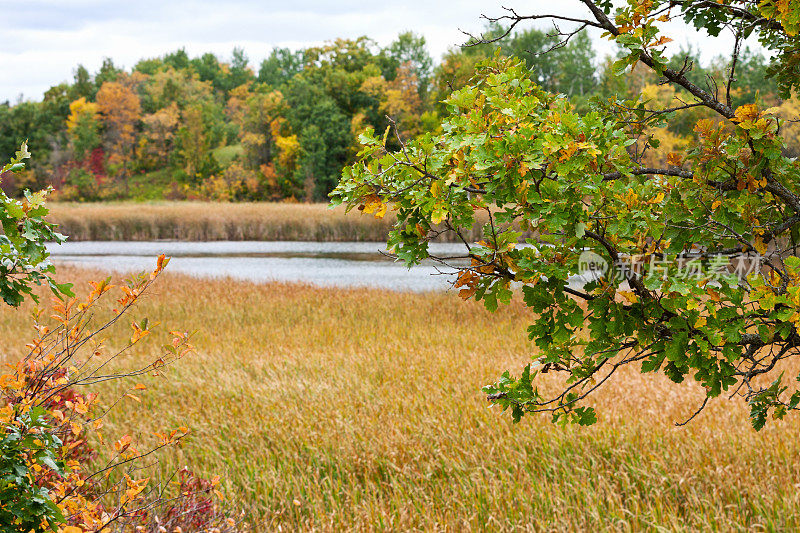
46, 202, 484, 242
2, 266, 800, 531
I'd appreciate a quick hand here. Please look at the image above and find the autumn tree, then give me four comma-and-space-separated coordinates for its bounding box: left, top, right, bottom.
177, 104, 210, 180
141, 67, 214, 114
141, 102, 180, 167
227, 86, 284, 167
96, 81, 141, 192
333, 1, 800, 430
65, 97, 100, 160
10, 27, 790, 204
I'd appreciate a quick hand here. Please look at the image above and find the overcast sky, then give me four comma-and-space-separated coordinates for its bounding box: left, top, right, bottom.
0, 0, 755, 103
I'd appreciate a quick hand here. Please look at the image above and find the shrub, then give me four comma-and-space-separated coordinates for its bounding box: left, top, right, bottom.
0, 257, 248, 531
0, 145, 247, 531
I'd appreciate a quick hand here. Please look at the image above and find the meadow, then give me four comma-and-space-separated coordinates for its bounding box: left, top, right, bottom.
2, 266, 800, 531
46, 202, 486, 242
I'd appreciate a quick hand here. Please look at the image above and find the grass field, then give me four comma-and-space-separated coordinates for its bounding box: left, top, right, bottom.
46, 202, 488, 242
46, 202, 397, 242
212, 144, 245, 166
2, 266, 800, 531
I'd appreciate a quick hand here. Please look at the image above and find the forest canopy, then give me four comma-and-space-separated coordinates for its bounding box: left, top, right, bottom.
0, 26, 786, 203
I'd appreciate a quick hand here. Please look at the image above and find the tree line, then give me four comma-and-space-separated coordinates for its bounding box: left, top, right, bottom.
0, 27, 788, 202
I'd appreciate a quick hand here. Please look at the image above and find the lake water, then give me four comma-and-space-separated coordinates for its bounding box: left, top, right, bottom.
46, 241, 473, 292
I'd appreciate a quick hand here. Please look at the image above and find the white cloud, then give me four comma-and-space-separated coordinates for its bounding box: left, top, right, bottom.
0, 0, 762, 102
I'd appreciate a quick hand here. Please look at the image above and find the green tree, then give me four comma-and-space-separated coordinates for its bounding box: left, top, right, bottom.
133, 56, 165, 76
282, 38, 395, 198
287, 81, 352, 199
501, 28, 597, 97
731, 48, 780, 107
380, 32, 433, 98
69, 64, 95, 100
177, 104, 210, 180
258, 47, 304, 87
191, 52, 224, 85
216, 47, 255, 94
94, 57, 121, 88
333, 1, 800, 430
164, 48, 191, 71
0, 100, 65, 177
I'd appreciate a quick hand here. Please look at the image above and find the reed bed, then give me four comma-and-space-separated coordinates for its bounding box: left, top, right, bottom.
2, 266, 799, 531
46, 202, 486, 242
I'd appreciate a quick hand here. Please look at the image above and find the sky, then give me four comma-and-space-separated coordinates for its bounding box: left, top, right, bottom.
0, 0, 758, 103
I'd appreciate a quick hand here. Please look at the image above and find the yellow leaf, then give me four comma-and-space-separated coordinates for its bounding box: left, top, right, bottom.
733, 104, 760, 124
73, 401, 88, 415
666, 152, 682, 166
431, 206, 447, 225
619, 291, 638, 304
754, 235, 768, 254
361, 194, 387, 219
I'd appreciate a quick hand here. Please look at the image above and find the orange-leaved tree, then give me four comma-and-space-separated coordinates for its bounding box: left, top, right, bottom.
96, 81, 141, 193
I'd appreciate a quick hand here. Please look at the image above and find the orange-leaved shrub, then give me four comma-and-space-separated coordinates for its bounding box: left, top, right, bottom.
0, 256, 247, 532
